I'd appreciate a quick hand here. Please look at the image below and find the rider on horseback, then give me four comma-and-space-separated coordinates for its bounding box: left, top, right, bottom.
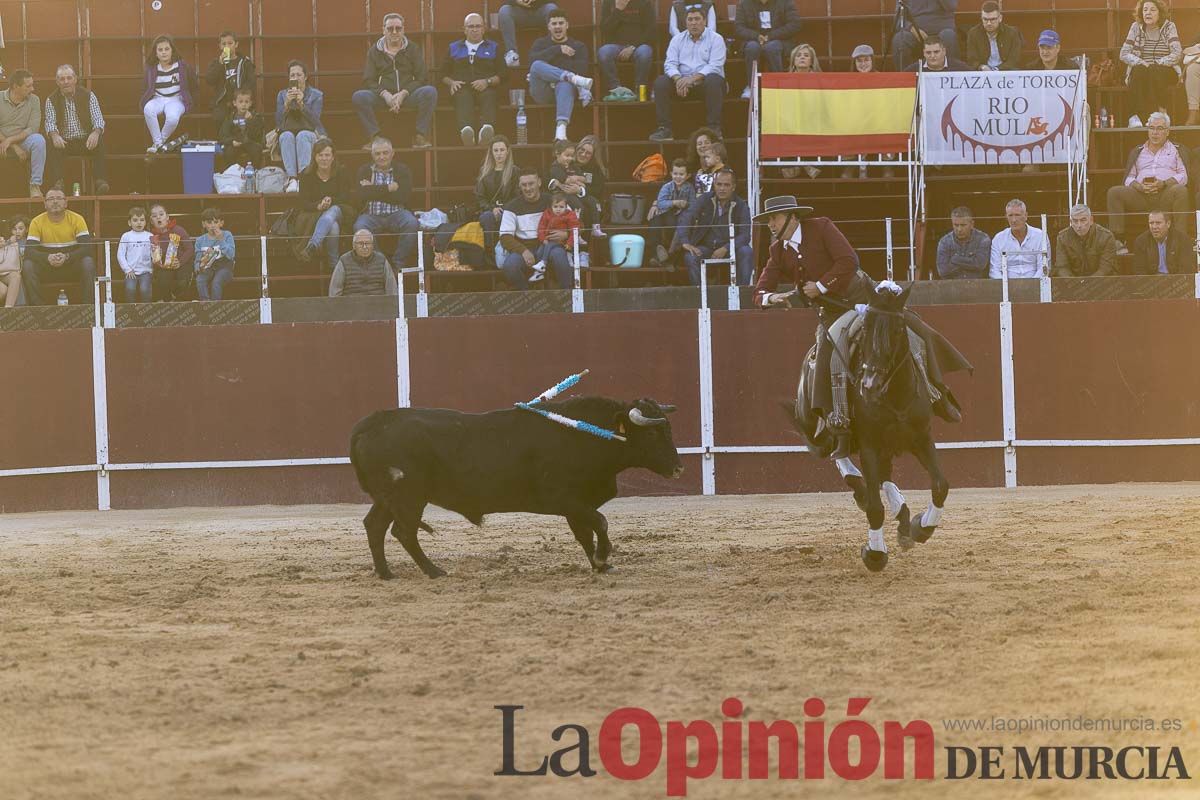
753, 196, 964, 459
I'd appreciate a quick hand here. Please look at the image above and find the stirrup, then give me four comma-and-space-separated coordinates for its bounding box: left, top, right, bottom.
827, 411, 851, 432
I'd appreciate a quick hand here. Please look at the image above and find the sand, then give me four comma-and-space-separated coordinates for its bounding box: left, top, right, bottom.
1, 484, 1198, 799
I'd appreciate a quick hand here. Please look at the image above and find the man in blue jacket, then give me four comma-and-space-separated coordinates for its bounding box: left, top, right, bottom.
672, 167, 754, 285
441, 13, 503, 146
352, 13, 438, 149
527, 11, 593, 142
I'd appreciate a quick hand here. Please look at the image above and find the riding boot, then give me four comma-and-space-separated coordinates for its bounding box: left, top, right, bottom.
914, 347, 962, 423
828, 374, 852, 459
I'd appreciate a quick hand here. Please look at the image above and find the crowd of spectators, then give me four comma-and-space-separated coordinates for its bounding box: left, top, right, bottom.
1, 1, 1199, 305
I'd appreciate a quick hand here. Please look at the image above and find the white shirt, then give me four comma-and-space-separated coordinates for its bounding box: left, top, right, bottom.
118, 230, 154, 275
664, 27, 726, 79
989, 225, 1050, 278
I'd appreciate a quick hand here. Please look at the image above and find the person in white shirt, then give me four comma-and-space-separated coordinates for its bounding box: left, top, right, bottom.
649, 7, 726, 142
117, 205, 154, 302
989, 198, 1050, 279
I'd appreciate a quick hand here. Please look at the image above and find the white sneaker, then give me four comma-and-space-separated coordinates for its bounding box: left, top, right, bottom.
146, 143, 161, 153
478, 124, 495, 145
1128, 115, 1143, 128
505, 50, 520, 68
741, 86, 751, 99
529, 260, 546, 282
460, 125, 476, 146
555, 122, 568, 141
285, 178, 299, 193
568, 73, 593, 91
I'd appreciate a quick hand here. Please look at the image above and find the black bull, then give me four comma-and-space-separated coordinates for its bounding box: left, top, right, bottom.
349, 396, 683, 579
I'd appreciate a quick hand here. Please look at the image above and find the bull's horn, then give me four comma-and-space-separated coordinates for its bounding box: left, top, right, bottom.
629, 407, 666, 427
658, 403, 677, 414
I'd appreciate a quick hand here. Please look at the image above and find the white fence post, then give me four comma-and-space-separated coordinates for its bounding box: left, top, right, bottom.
572, 227, 584, 313
415, 232, 429, 318
259, 235, 272, 323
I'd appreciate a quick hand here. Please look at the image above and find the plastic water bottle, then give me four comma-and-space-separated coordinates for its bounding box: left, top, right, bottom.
516, 105, 528, 146
57, 290, 69, 306
243, 162, 256, 194
1099, 107, 1109, 129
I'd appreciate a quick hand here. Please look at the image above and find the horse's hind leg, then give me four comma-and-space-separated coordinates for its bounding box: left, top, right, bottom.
910, 435, 948, 544
880, 464, 914, 550
858, 447, 889, 572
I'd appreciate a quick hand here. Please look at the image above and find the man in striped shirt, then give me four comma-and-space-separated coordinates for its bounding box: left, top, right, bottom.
44, 64, 109, 195
498, 166, 571, 288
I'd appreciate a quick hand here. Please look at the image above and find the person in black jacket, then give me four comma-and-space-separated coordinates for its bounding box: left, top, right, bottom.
965, 1, 1021, 71
299, 138, 355, 269
441, 14, 502, 147
205, 30, 256, 129
476, 136, 522, 265
352, 137, 419, 269
1131, 210, 1195, 274
597, 0, 655, 95
529, 12, 594, 142
351, 13, 438, 149
217, 88, 265, 169
735, 0, 803, 97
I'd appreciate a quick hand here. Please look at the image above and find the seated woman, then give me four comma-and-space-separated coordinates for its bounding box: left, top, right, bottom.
141, 35, 197, 153
573, 134, 609, 238
685, 127, 721, 178
148, 202, 194, 301
1119, 0, 1182, 128
475, 136, 521, 266
298, 138, 354, 270
0, 217, 24, 307
783, 43, 824, 179
276, 60, 326, 193
840, 45, 895, 180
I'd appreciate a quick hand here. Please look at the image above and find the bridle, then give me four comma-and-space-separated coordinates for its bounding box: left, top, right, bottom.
860, 307, 914, 411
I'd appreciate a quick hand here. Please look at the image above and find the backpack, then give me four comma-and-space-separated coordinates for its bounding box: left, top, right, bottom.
633, 153, 667, 183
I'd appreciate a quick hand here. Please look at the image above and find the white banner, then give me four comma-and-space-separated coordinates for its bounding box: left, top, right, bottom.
920, 70, 1086, 165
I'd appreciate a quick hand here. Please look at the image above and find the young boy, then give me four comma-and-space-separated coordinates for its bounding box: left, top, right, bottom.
117, 206, 154, 303
205, 30, 257, 128
193, 207, 236, 301
218, 88, 265, 170
534, 192, 581, 282
649, 158, 696, 264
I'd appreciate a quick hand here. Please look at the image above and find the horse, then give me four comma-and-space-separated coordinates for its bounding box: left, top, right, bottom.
789, 282, 949, 572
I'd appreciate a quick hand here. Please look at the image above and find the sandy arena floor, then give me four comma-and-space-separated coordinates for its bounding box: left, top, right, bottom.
1, 484, 1198, 799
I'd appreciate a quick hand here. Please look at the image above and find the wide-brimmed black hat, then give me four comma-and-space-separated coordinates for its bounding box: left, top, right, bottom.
753, 195, 815, 221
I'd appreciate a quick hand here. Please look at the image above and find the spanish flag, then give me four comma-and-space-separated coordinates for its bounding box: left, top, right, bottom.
759, 73, 918, 158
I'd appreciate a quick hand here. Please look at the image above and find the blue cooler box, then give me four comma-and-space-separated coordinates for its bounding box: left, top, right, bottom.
609, 234, 645, 268
181, 142, 219, 194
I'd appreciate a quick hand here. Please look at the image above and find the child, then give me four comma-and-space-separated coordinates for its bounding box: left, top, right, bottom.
547, 139, 604, 239
534, 192, 580, 283
218, 87, 265, 171
149, 203, 194, 301
0, 217, 24, 307
117, 206, 154, 303
8, 215, 29, 258
694, 141, 727, 195
193, 207, 236, 301
649, 158, 696, 264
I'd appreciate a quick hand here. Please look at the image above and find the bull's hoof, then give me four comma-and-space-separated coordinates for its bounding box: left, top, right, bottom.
860, 545, 889, 572
911, 523, 936, 544
896, 505, 915, 550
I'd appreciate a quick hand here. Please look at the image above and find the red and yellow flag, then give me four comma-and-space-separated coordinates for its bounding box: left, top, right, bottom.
759, 72, 918, 158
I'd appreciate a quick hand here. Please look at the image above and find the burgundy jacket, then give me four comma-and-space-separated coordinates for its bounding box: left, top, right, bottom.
753, 216, 860, 306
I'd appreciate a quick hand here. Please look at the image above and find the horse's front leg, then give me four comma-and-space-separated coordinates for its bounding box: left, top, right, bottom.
835, 454, 869, 513
858, 445, 889, 572
881, 463, 914, 550
910, 434, 948, 543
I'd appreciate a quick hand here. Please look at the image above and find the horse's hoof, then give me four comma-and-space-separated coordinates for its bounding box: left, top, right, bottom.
425, 566, 447, 579
911, 523, 936, 544
594, 563, 617, 574
860, 545, 889, 572
376, 569, 395, 580
897, 505, 915, 550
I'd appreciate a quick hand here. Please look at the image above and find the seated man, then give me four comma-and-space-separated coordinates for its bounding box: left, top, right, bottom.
989, 198, 1050, 279
1053, 204, 1117, 277
353, 137, 419, 269
352, 13, 437, 149
1024, 29, 1077, 70
649, 7, 726, 142
597, 0, 656, 96
1131, 210, 1194, 275
21, 188, 96, 305
892, 0, 959, 72
904, 36, 969, 72
672, 167, 753, 285
735, 0, 803, 98
497, 0, 560, 68
1106, 112, 1191, 249
44, 64, 109, 195
0, 70, 46, 198
498, 166, 572, 289
935, 206, 990, 279
329, 229, 398, 296
441, 14, 502, 147
527, 11, 593, 143
965, 1, 1021, 71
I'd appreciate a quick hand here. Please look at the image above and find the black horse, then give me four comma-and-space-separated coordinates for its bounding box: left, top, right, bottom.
791, 283, 951, 572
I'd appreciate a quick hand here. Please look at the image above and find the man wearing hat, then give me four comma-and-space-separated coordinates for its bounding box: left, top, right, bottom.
753, 196, 876, 458
1026, 30, 1072, 70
